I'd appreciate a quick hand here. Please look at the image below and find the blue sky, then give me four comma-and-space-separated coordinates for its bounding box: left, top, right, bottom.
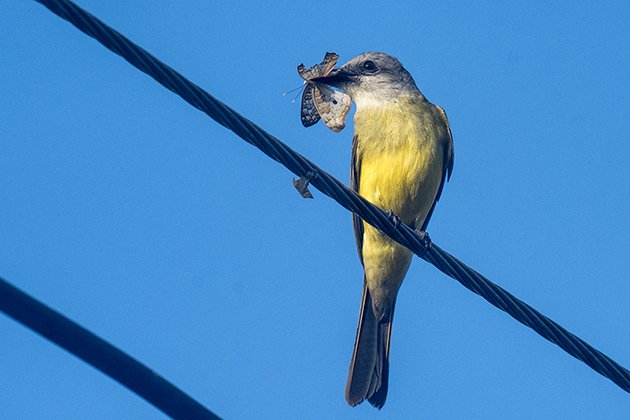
2, 1, 630, 418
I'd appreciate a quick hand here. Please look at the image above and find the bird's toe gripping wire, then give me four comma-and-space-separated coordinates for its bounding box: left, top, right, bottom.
414, 229, 432, 254
381, 211, 432, 254
385, 210, 402, 230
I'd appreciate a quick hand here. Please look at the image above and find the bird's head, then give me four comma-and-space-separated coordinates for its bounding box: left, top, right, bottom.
312, 52, 420, 109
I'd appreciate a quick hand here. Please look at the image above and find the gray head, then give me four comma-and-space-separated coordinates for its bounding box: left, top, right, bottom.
312, 52, 420, 109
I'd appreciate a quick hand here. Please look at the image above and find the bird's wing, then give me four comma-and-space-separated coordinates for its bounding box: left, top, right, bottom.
437, 105, 455, 183
350, 134, 364, 265
419, 105, 455, 231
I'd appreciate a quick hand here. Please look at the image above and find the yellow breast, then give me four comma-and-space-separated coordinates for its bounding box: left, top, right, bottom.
354, 96, 444, 227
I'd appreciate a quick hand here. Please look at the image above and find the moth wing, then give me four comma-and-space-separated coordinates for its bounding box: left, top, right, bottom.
312, 84, 351, 132
298, 52, 339, 81
297, 52, 342, 128
300, 83, 321, 127
298, 63, 318, 81
319, 52, 339, 77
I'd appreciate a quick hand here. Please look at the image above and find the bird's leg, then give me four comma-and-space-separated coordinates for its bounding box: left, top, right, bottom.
293, 169, 318, 199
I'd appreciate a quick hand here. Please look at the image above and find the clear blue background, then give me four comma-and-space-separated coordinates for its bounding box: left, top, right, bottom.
1, 1, 629, 418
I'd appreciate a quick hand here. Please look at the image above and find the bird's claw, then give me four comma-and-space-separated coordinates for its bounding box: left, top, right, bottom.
386, 211, 401, 228
380, 210, 401, 236
414, 229, 432, 254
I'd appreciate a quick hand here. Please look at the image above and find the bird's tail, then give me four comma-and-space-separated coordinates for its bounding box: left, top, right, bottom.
345, 280, 394, 409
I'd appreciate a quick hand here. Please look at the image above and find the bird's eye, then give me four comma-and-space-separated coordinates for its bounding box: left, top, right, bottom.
362, 60, 377, 73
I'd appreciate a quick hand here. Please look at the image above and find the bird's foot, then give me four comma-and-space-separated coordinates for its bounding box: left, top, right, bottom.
293, 169, 318, 199
414, 228, 432, 254
380, 210, 401, 236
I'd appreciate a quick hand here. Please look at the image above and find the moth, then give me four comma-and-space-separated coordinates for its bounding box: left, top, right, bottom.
297, 52, 351, 132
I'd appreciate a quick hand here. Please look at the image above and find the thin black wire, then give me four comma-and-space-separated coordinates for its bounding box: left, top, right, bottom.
29, 0, 630, 401
0, 277, 220, 420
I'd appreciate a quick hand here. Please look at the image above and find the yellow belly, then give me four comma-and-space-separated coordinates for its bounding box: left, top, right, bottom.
355, 97, 444, 316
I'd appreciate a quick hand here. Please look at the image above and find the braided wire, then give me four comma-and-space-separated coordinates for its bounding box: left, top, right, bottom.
29, 0, 630, 398
0, 277, 220, 419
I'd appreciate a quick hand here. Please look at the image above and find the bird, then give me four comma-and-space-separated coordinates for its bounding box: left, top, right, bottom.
313, 52, 454, 409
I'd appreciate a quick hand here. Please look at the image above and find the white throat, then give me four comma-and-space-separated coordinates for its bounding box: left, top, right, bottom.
350, 88, 423, 112
351, 90, 392, 110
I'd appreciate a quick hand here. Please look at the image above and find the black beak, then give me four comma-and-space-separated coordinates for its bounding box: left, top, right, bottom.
311, 68, 355, 87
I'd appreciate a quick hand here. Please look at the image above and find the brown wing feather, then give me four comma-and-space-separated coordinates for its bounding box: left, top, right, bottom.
350, 134, 364, 265
436, 105, 455, 183
419, 105, 455, 231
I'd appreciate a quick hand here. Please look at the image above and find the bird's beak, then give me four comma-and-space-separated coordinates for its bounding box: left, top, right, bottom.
312, 68, 355, 87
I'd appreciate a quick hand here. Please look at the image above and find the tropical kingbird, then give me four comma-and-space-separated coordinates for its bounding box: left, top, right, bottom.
314, 52, 454, 409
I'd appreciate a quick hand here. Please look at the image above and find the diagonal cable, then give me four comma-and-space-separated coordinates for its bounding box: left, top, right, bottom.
24, 0, 630, 401
0, 277, 220, 420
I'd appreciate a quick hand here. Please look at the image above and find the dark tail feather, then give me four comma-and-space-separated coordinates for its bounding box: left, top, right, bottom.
345, 281, 393, 409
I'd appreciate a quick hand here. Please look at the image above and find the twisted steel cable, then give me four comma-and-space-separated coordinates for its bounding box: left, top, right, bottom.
0, 277, 220, 419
